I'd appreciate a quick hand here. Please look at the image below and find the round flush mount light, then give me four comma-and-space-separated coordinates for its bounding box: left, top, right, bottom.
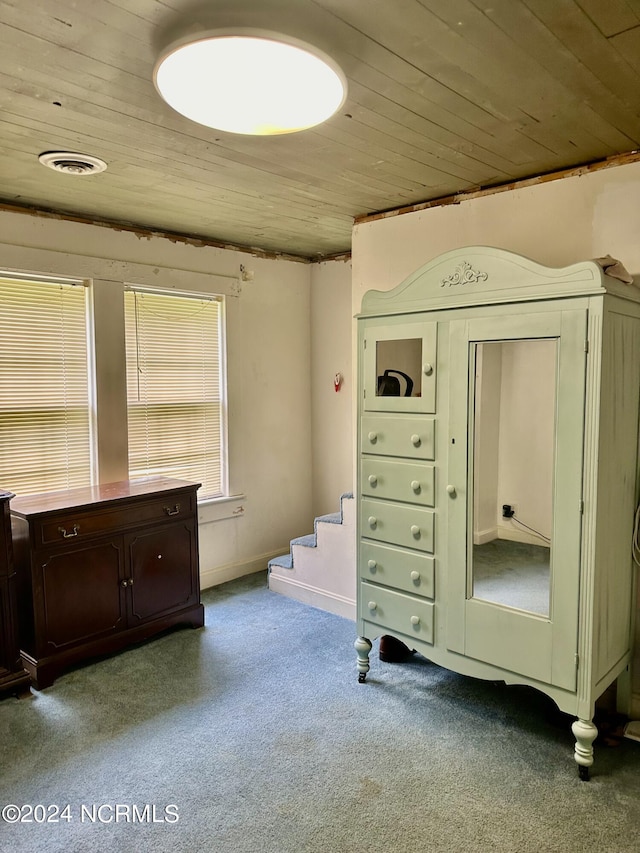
38, 151, 108, 176
153, 29, 347, 135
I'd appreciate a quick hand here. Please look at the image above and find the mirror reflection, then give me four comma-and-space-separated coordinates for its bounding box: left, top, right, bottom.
471, 339, 555, 616
376, 338, 421, 397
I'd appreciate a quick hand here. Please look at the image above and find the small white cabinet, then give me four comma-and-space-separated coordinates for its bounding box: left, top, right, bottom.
355, 247, 640, 779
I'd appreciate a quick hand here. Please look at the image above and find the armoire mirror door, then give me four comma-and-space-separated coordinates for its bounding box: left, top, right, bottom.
446, 307, 587, 690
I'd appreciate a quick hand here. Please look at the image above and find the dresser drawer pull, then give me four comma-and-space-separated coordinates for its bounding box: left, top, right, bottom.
368, 516, 378, 529
368, 601, 377, 611
58, 524, 79, 539
446, 484, 457, 497
411, 480, 421, 493
368, 474, 378, 486
164, 503, 181, 516
410, 615, 420, 626
410, 571, 420, 582
367, 559, 377, 571
411, 434, 421, 447
410, 525, 420, 537
423, 363, 434, 376
367, 431, 378, 444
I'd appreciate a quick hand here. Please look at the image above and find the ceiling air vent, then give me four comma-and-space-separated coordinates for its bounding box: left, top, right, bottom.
38, 151, 108, 175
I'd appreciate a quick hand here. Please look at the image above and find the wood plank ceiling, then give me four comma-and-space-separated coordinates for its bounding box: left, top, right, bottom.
1, 0, 640, 259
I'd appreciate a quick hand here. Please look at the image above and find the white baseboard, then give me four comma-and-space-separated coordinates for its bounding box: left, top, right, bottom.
200, 549, 285, 590
497, 524, 549, 547
268, 574, 356, 622
473, 527, 498, 545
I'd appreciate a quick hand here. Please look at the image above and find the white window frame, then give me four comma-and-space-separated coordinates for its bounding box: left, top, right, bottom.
123, 285, 229, 500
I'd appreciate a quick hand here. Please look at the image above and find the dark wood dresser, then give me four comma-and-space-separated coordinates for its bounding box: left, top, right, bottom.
10, 477, 204, 689
0, 490, 31, 698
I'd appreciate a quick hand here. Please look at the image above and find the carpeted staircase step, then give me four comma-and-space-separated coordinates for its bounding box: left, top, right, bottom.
315, 512, 341, 525
291, 533, 317, 548
268, 553, 292, 570
268, 493, 353, 573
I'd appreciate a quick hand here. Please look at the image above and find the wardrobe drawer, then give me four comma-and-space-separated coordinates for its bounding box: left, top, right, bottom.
361, 415, 435, 460
361, 458, 434, 506
361, 581, 434, 644
360, 540, 434, 599
361, 498, 434, 553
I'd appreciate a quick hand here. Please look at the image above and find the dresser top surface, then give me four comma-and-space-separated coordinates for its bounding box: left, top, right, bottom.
8, 477, 200, 518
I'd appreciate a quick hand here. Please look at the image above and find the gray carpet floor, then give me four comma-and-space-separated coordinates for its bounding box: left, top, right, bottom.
473, 539, 551, 615
1, 571, 640, 853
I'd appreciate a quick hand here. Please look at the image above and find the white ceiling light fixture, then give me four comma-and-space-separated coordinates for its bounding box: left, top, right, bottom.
154, 29, 347, 135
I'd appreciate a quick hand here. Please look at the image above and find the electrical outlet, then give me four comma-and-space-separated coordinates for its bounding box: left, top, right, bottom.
502, 503, 516, 519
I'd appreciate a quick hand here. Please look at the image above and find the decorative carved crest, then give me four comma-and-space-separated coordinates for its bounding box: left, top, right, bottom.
440, 261, 488, 287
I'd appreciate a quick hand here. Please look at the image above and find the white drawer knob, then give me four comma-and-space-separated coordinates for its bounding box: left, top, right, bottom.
411, 434, 421, 447
410, 571, 420, 581
368, 474, 378, 486
446, 484, 457, 497
411, 615, 420, 626
367, 559, 377, 571
411, 480, 421, 492
411, 525, 420, 537
368, 431, 378, 443
368, 516, 378, 529
368, 601, 377, 611
423, 363, 433, 376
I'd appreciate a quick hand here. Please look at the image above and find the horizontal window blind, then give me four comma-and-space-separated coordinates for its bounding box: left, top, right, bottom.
124, 289, 225, 499
0, 277, 91, 496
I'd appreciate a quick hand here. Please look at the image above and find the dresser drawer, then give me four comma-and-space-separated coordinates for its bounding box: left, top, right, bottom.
36, 493, 194, 548
361, 458, 434, 506
361, 581, 434, 643
360, 540, 434, 599
361, 498, 434, 552
361, 415, 435, 460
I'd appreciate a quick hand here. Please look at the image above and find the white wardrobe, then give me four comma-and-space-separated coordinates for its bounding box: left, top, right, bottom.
355, 246, 640, 779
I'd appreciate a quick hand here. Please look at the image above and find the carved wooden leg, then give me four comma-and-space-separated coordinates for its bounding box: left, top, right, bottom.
355, 636, 372, 683
572, 718, 598, 781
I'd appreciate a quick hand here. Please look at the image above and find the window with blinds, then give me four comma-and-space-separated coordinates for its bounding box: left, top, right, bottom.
124, 289, 226, 499
0, 276, 91, 496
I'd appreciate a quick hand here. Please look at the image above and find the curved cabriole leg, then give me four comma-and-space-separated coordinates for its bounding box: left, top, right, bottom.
355, 637, 372, 683
572, 718, 598, 781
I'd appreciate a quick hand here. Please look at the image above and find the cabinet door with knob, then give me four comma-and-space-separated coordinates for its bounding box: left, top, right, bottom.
127, 521, 199, 625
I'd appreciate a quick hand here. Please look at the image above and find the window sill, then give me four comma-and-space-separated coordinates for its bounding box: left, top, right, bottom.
197, 494, 246, 524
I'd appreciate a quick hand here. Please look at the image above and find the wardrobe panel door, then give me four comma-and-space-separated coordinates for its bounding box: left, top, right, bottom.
446, 307, 586, 690
362, 320, 437, 413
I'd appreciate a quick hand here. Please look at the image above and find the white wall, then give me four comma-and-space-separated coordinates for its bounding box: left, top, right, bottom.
352, 161, 640, 311
0, 209, 314, 587
310, 258, 353, 517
